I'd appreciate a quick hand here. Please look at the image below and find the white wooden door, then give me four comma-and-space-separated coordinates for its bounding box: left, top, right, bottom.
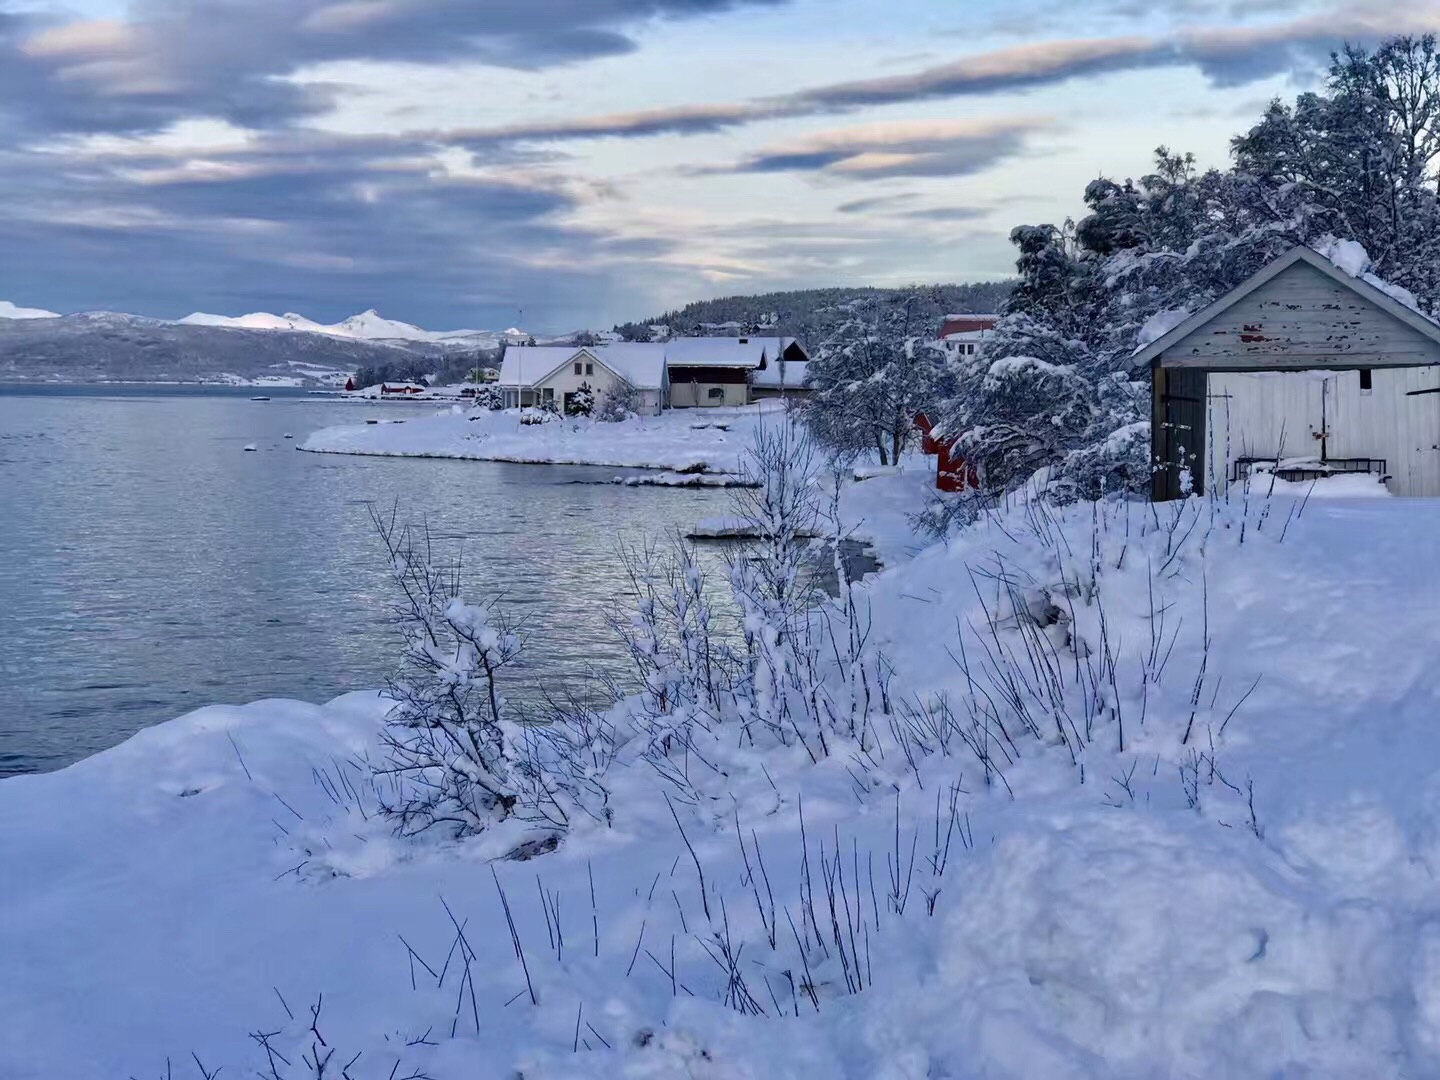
1206, 372, 1328, 489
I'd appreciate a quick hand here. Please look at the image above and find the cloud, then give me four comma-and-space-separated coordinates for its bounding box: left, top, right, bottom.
0, 128, 689, 330
0, 0, 792, 137
836, 193, 923, 215
699, 118, 1052, 181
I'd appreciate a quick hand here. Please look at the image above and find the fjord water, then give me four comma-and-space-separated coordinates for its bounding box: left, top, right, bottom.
0, 387, 730, 775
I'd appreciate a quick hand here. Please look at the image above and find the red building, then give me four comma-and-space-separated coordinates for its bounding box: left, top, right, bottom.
914, 413, 978, 493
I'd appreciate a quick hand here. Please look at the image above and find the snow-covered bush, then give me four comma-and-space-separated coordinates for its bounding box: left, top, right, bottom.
596, 376, 639, 422
370, 507, 583, 839
469, 383, 504, 410
609, 420, 894, 796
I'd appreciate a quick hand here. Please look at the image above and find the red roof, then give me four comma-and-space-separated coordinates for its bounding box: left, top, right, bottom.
938, 314, 999, 339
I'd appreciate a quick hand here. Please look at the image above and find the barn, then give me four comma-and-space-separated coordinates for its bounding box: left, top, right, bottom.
1132, 245, 1440, 500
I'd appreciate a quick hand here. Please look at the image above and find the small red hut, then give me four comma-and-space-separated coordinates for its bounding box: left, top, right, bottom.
344, 376, 355, 392
913, 413, 978, 493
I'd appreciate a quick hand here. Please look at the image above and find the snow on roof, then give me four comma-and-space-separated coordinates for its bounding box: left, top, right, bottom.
498, 344, 668, 390
594, 344, 668, 389
751, 359, 810, 388
663, 337, 791, 369
497, 346, 577, 386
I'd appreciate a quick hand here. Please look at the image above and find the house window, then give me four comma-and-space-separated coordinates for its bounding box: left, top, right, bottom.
543, 388, 555, 403
585, 363, 594, 376
1359, 368, 1373, 393
707, 387, 725, 401
574, 362, 582, 375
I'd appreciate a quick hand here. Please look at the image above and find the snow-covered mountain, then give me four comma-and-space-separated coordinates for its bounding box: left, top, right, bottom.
1, 299, 526, 350
0, 301, 60, 320
177, 307, 522, 348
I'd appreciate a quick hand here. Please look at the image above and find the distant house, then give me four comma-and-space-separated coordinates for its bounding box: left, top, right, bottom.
938, 314, 999, 358
1132, 245, 1440, 499
379, 382, 427, 396
664, 337, 809, 408
498, 345, 667, 415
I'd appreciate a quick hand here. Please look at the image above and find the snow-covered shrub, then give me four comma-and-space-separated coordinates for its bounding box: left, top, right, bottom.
596, 376, 639, 422
370, 507, 577, 839
607, 420, 894, 797
469, 383, 504, 410
727, 419, 831, 755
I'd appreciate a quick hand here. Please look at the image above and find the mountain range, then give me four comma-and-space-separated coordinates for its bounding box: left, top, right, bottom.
0, 302, 527, 386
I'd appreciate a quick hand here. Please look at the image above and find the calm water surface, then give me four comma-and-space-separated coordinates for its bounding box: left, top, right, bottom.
0, 387, 733, 775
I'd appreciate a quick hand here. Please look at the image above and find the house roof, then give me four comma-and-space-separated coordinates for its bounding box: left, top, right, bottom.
1129, 245, 1440, 369
497, 346, 579, 386
938, 315, 999, 339
497, 344, 668, 390
663, 336, 792, 369
593, 344, 668, 389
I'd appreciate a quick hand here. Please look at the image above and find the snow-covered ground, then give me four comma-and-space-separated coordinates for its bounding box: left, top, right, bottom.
6, 476, 1440, 1079
302, 402, 790, 476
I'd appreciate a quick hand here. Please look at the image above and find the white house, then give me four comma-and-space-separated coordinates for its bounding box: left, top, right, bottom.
497, 345, 668, 415
664, 336, 808, 407
1132, 245, 1440, 499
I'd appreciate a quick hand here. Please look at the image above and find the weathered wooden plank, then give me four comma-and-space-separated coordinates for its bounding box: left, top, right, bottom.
1157, 261, 1440, 370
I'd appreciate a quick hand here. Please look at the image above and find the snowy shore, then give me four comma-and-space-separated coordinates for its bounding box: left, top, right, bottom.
301, 402, 787, 477
7, 476, 1440, 1078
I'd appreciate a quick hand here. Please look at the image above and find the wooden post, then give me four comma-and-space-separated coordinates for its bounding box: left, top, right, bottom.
1150, 364, 1169, 502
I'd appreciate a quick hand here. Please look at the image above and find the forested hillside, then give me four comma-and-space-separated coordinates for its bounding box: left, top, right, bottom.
617, 281, 1013, 343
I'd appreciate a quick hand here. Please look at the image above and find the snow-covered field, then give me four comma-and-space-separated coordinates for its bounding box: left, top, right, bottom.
302, 403, 789, 476
5, 475, 1440, 1079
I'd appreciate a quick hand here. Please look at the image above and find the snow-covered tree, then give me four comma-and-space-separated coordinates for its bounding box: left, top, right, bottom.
1233, 35, 1440, 311
566, 382, 596, 417
803, 296, 954, 465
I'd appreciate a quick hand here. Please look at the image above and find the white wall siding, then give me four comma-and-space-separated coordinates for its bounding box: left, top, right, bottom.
670, 381, 747, 408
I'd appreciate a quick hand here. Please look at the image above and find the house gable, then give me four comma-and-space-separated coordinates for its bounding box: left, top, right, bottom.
530, 347, 602, 387
1132, 246, 1440, 371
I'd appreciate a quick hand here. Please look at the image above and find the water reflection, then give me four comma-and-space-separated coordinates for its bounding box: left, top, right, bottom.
0, 389, 735, 775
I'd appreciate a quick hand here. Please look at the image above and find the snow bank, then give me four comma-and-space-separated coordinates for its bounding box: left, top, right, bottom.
302, 403, 788, 476
7, 494, 1440, 1078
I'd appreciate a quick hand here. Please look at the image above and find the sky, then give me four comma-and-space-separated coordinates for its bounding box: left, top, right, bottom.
0, 0, 1434, 332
